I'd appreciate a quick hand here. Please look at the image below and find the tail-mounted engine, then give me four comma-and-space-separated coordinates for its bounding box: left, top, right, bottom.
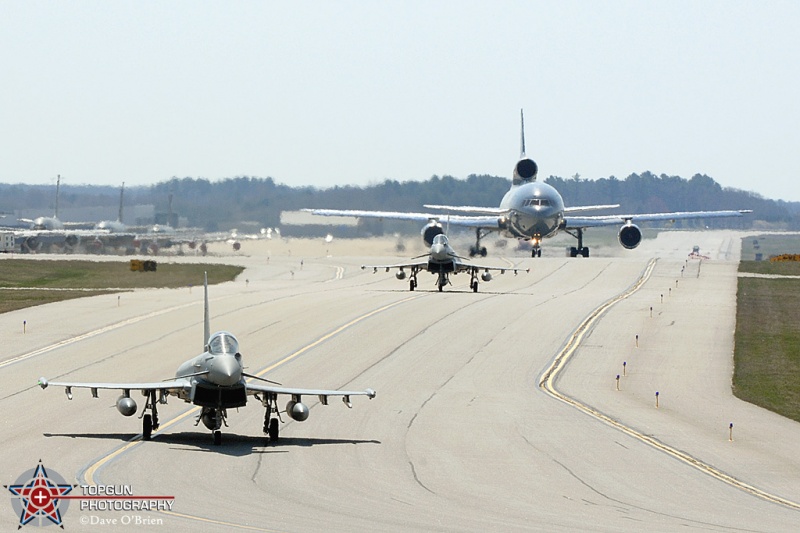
513, 158, 538, 185
421, 221, 444, 247
618, 223, 642, 249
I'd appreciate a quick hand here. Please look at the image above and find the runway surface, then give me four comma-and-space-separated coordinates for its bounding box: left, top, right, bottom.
1, 231, 799, 531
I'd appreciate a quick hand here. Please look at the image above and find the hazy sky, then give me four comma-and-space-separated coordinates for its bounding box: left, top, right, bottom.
2, 1, 799, 201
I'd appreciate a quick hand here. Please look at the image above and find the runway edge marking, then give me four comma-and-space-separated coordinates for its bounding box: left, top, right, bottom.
538, 257, 800, 512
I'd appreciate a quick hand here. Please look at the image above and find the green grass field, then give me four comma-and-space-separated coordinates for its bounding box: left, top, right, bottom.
0, 260, 244, 314
735, 238, 800, 423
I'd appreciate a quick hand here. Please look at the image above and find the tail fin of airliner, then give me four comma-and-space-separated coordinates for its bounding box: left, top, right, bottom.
203, 272, 210, 349
520, 109, 526, 158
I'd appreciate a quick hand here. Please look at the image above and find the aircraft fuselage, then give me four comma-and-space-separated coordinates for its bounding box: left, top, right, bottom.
499, 181, 565, 242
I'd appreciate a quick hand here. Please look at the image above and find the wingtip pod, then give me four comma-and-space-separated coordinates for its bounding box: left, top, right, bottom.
366, 388, 376, 399
38, 377, 48, 389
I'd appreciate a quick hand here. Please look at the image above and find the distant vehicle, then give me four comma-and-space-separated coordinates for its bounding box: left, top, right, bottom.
689, 245, 709, 260
362, 233, 527, 292
305, 110, 751, 258
39, 273, 375, 445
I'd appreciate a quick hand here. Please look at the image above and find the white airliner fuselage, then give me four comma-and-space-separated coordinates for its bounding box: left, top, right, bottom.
499, 180, 565, 244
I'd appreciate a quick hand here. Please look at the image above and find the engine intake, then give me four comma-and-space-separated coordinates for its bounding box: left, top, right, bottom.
618, 223, 642, 249
513, 158, 538, 184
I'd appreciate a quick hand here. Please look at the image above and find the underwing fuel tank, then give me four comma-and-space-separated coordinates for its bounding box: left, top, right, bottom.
116, 396, 137, 417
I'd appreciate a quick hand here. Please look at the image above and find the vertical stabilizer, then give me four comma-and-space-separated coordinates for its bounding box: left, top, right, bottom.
519, 109, 526, 158
203, 272, 210, 349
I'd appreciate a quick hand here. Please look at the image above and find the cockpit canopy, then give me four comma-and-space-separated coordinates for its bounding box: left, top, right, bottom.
522, 198, 552, 208
432, 234, 449, 246
207, 331, 239, 355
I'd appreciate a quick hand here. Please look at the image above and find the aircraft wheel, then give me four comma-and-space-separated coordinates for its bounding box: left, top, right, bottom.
269, 418, 279, 442
438, 283, 443, 292
582, 248, 590, 258
213, 430, 222, 446
142, 414, 152, 441
569, 247, 578, 258
409, 279, 415, 291
472, 281, 478, 293
469, 246, 477, 257
537, 249, 542, 257
480, 247, 487, 257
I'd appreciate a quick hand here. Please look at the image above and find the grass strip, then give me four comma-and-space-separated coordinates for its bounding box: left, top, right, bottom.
734, 272, 800, 422
0, 260, 243, 313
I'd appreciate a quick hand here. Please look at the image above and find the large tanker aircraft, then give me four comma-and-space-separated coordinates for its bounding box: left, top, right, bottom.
305, 111, 750, 258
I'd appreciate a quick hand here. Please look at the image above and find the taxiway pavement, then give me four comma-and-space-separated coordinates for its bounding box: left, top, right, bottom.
1, 231, 798, 531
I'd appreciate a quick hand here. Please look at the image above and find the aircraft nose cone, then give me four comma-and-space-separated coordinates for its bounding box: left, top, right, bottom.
208, 356, 242, 386
430, 245, 447, 260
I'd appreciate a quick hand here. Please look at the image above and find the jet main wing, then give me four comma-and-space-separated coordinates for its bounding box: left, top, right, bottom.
564, 209, 752, 229
563, 204, 620, 213
423, 204, 510, 215
302, 208, 500, 229
38, 377, 187, 394
246, 382, 376, 401
361, 260, 428, 272
454, 261, 529, 275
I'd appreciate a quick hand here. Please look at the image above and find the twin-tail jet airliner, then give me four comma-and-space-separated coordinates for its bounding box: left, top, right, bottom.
39, 274, 375, 446
304, 110, 750, 258
363, 233, 527, 292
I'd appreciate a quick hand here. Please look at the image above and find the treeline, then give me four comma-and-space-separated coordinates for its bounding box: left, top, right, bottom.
1, 172, 796, 232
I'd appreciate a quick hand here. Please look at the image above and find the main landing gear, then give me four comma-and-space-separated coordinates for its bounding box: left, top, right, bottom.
469, 269, 480, 293
140, 390, 161, 441
409, 270, 418, 291
565, 228, 590, 258
469, 228, 488, 257
261, 392, 281, 444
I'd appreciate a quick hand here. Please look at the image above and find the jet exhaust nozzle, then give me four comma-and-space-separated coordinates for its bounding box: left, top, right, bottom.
116, 396, 137, 417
